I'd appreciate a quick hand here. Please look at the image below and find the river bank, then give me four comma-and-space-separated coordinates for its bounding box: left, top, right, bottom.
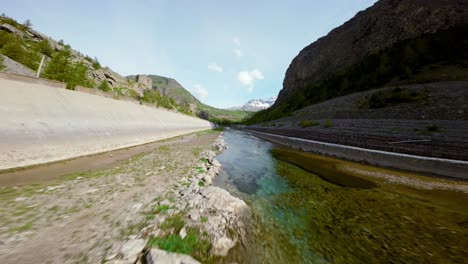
0, 130, 250, 263
213, 128, 468, 263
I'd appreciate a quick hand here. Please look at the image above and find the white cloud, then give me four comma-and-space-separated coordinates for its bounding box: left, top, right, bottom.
191, 84, 208, 100
237, 69, 264, 92
208, 62, 223, 73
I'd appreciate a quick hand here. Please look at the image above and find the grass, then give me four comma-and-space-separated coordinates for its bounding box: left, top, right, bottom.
299, 120, 320, 128
200, 216, 208, 223
153, 205, 170, 214
198, 181, 205, 187
195, 166, 205, 173
147, 229, 211, 260
200, 158, 209, 164
160, 214, 185, 232
8, 222, 33, 233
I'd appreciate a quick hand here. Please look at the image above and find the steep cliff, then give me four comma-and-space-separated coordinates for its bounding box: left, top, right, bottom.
277, 0, 468, 105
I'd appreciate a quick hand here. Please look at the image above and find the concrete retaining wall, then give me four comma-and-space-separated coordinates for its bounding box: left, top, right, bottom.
250, 130, 468, 180
0, 77, 213, 171
0, 72, 65, 88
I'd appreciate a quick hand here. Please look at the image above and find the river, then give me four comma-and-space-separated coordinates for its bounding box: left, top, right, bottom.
214, 128, 468, 263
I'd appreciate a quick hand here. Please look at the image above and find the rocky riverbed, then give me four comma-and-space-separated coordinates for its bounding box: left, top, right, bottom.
0, 130, 250, 263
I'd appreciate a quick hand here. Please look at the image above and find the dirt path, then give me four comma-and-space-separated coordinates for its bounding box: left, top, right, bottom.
0, 131, 219, 264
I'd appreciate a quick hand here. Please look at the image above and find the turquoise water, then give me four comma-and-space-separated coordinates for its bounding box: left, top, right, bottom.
213, 129, 327, 263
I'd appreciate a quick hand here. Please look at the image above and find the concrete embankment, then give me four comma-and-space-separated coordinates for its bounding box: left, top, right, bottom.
0, 74, 212, 171
249, 130, 468, 180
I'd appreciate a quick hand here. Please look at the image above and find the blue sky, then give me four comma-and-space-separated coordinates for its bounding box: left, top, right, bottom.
2, 0, 377, 108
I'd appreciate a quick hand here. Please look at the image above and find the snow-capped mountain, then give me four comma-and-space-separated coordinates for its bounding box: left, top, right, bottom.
228, 96, 277, 112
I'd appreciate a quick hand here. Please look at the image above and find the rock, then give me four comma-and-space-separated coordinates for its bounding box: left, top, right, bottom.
198, 186, 249, 216
46, 185, 63, 191
159, 199, 171, 206
278, 0, 468, 105
0, 24, 24, 37
1, 54, 35, 77
211, 236, 236, 256
159, 166, 166, 170
132, 203, 143, 210
14, 197, 27, 202
146, 249, 200, 264
179, 227, 187, 239
119, 239, 145, 260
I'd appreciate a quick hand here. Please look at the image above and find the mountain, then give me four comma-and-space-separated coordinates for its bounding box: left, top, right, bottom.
248, 0, 468, 124
228, 96, 277, 112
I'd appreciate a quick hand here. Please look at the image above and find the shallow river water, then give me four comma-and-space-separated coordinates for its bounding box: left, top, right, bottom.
214, 128, 468, 264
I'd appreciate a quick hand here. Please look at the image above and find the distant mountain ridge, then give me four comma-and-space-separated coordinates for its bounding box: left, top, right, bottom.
228, 96, 276, 112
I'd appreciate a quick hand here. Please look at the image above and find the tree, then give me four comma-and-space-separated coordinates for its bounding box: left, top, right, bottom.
23, 19, 32, 29
43, 48, 92, 89
35, 39, 54, 57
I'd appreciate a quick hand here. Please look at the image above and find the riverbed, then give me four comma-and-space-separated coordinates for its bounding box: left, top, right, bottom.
214, 128, 468, 263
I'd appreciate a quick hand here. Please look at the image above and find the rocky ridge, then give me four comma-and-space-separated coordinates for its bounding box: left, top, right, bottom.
109, 133, 250, 263
278, 0, 468, 104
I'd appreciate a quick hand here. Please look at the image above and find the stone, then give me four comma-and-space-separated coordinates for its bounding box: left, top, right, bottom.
0, 24, 24, 37
15, 197, 27, 202
211, 236, 236, 256
179, 227, 187, 239
159, 199, 171, 206
146, 249, 200, 264
119, 239, 145, 260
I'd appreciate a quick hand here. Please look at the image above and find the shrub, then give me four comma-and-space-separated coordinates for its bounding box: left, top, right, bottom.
300, 120, 320, 128
426, 124, 439, 132
92, 57, 101, 70
35, 39, 54, 57
97, 80, 111, 92
0, 55, 4, 71
360, 87, 428, 109
0, 33, 40, 70
324, 120, 332, 128
42, 48, 92, 89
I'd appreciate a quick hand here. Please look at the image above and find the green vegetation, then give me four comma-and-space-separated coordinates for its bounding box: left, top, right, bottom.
200, 216, 208, 223
0, 54, 4, 70
153, 205, 170, 214
0, 30, 40, 70
247, 25, 468, 124
148, 228, 211, 261
324, 119, 332, 128
36, 39, 54, 57
141, 89, 177, 110
195, 166, 205, 173
198, 181, 204, 187
42, 48, 92, 89
299, 120, 320, 128
197, 102, 252, 124
359, 87, 428, 109
272, 149, 376, 188
98, 80, 111, 92
273, 156, 468, 263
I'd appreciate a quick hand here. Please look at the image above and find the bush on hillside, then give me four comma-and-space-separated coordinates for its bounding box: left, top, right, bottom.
98, 80, 111, 92
0, 31, 40, 70
0, 54, 5, 70
42, 48, 92, 89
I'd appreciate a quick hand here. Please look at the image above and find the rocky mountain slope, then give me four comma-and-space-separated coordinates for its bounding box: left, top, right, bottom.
228, 96, 276, 112
278, 0, 468, 105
